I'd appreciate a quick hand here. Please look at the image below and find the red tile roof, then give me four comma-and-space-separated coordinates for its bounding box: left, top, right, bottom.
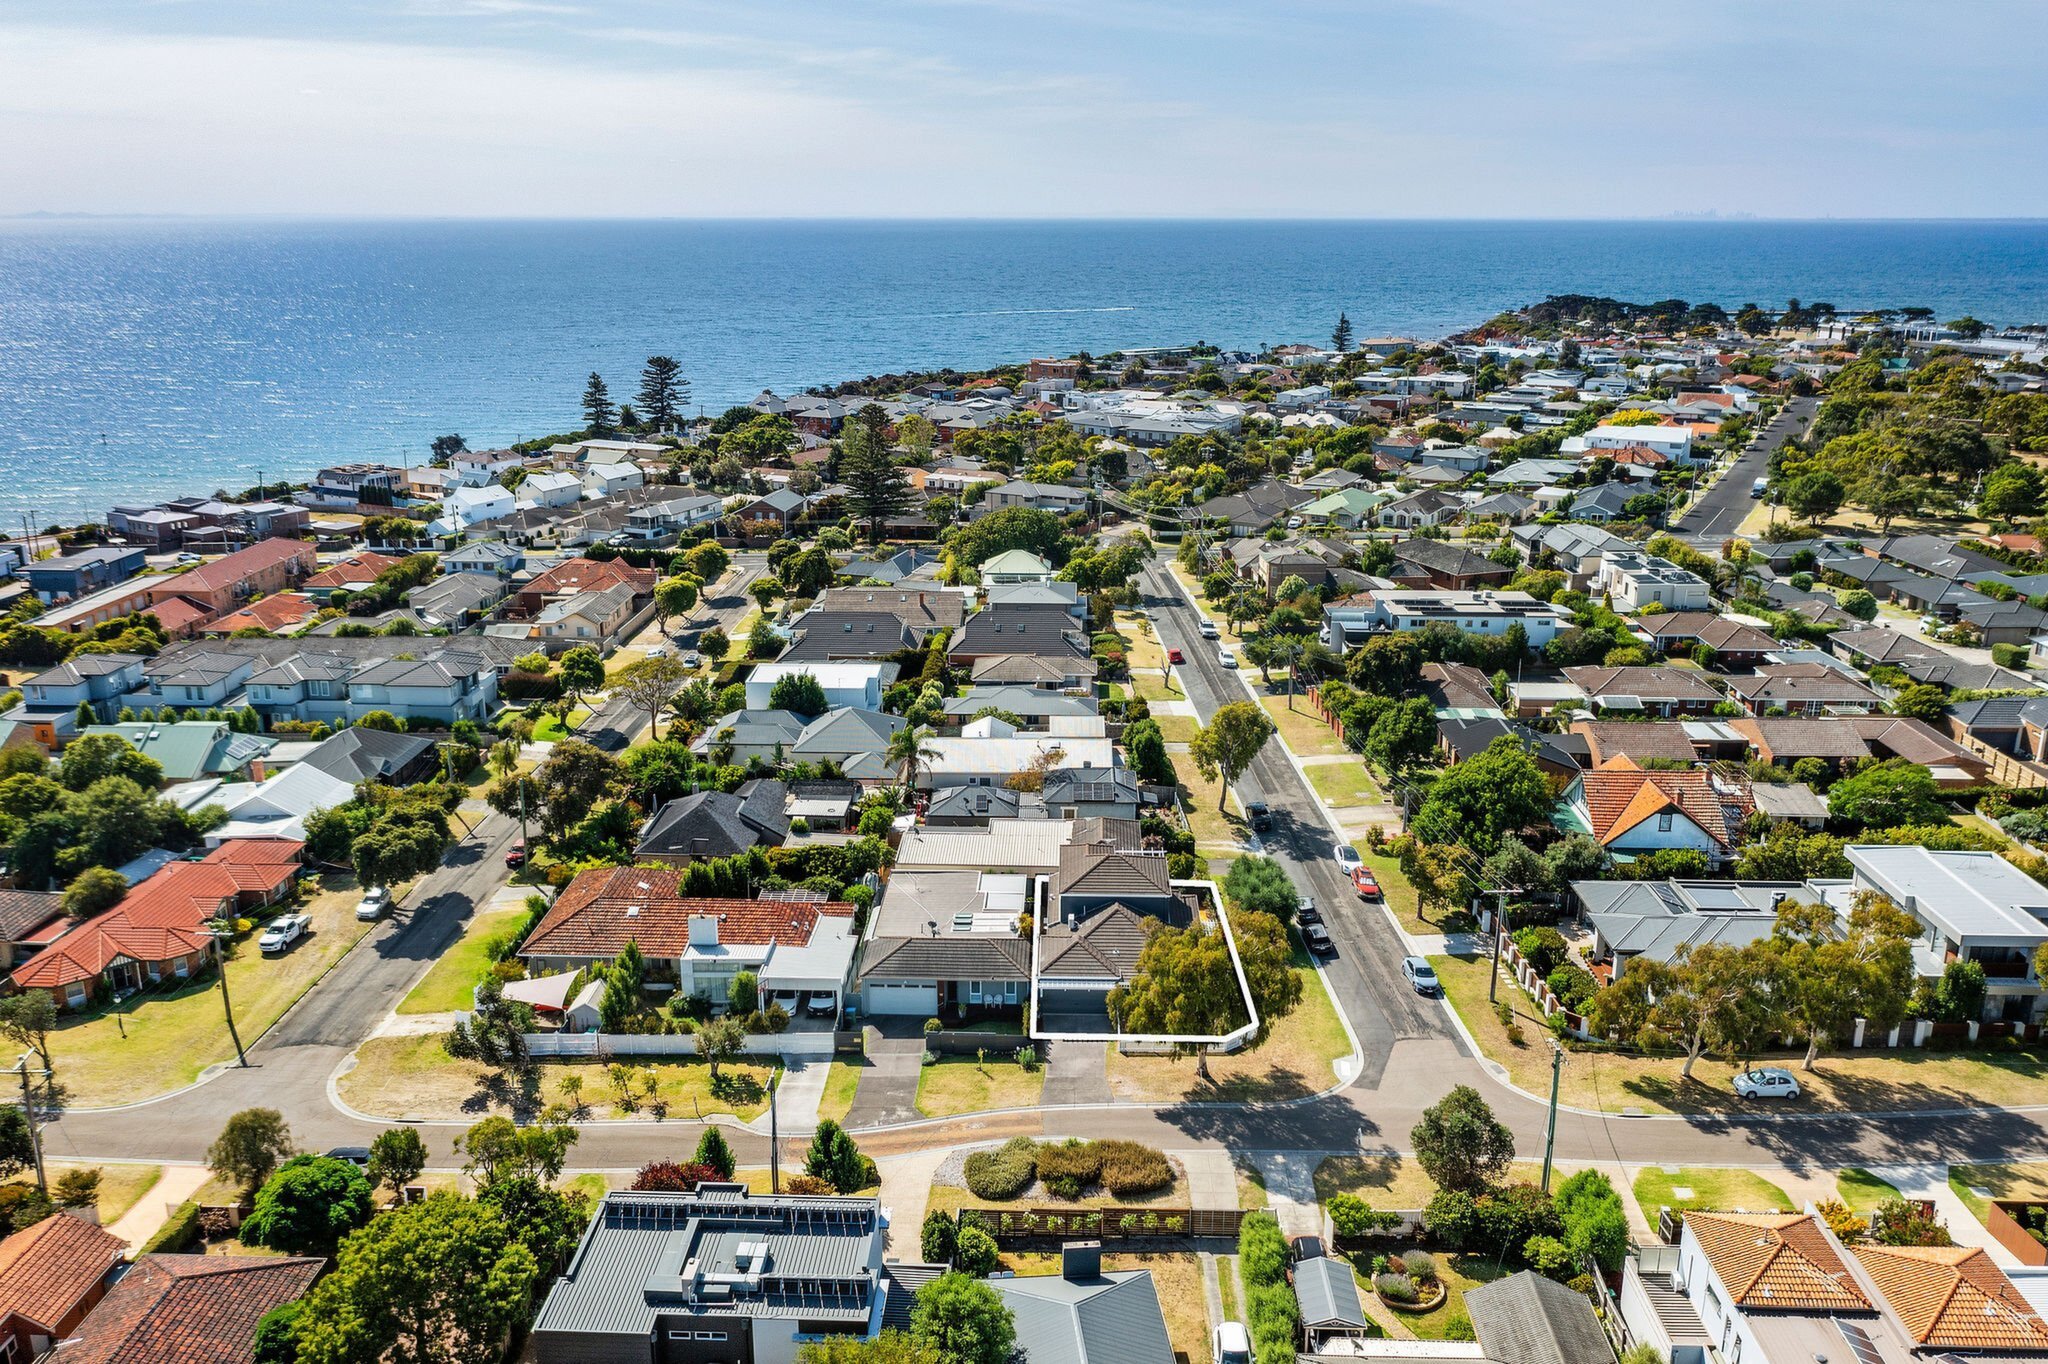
7, 857, 275, 991
521, 867, 852, 961
521, 557, 655, 600
206, 592, 315, 635
53, 1252, 320, 1364
146, 596, 215, 635
145, 538, 312, 598
0, 1213, 125, 1335
1686, 1211, 1869, 1312
1853, 1243, 2048, 1351
301, 551, 404, 591
1577, 754, 1739, 850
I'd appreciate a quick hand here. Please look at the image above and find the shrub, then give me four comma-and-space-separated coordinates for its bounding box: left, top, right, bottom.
1238, 1211, 1290, 1288
954, 1224, 1001, 1276
1373, 1272, 1418, 1303
1442, 1313, 1476, 1343
1400, 1249, 1436, 1282
784, 1174, 836, 1196
1327, 1192, 1399, 1241
1994, 642, 2030, 669
141, 1202, 201, 1253
632, 1161, 721, 1191
1816, 1198, 1865, 1241
1034, 1140, 1104, 1200
1096, 1140, 1173, 1198
1545, 962, 1597, 1012
1523, 1233, 1575, 1279
922, 1209, 959, 1265
963, 1138, 1036, 1201
1513, 925, 1568, 977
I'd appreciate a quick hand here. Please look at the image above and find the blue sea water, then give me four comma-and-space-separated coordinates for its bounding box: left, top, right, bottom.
3, 218, 2047, 527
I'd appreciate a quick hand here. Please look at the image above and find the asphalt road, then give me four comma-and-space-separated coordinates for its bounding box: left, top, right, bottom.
1671, 395, 1817, 544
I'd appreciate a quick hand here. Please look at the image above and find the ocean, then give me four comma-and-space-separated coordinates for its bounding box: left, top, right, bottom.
2, 218, 2047, 528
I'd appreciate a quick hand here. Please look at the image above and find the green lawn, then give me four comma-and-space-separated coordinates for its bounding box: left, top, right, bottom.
915, 1055, 1046, 1117
1307, 761, 1382, 808
339, 1034, 780, 1121
1633, 1167, 1792, 1217
1949, 1162, 2048, 1226
1107, 947, 1347, 1103
398, 906, 532, 1014
1260, 696, 1350, 758
1345, 1244, 1498, 1341
1836, 1168, 1902, 1213
531, 708, 594, 743
817, 1060, 863, 1125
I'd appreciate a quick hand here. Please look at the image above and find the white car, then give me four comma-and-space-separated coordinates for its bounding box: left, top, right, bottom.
353, 886, 394, 922
1401, 956, 1441, 996
1219, 648, 1237, 668
1197, 619, 1220, 640
258, 913, 311, 954
645, 643, 668, 658
1733, 1067, 1802, 1100
1332, 843, 1363, 874
1213, 1323, 1251, 1364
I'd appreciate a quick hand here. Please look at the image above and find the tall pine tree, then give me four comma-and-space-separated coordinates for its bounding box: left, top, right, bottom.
580, 372, 616, 434
840, 405, 913, 544
638, 356, 688, 432
1331, 312, 1354, 353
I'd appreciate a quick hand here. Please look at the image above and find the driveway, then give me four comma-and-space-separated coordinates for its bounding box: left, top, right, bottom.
843, 1027, 925, 1128
1042, 1040, 1111, 1106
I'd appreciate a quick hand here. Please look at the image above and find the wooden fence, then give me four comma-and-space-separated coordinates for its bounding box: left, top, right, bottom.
957, 1206, 1244, 1242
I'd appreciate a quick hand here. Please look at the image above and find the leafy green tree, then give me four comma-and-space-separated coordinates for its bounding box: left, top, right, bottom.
953, 1225, 1000, 1277
654, 576, 699, 630
368, 1127, 428, 1197
1838, 588, 1879, 621
58, 733, 162, 791
1364, 697, 1437, 776
842, 408, 915, 544
694, 1127, 737, 1179
683, 541, 731, 583
700, 626, 730, 664
799, 1333, 944, 1364
1409, 735, 1553, 856
1827, 758, 1945, 829
457, 1112, 578, 1188
1122, 718, 1172, 784
0, 993, 56, 1078
805, 1119, 871, 1194
557, 646, 605, 710
1981, 462, 2043, 520
1108, 911, 1301, 1078
1410, 1086, 1515, 1194
921, 1209, 958, 1265
292, 1191, 539, 1364
729, 969, 759, 1014
207, 1108, 295, 1196
0, 1107, 37, 1181
698, 1015, 746, 1079
1766, 894, 1917, 1069
769, 672, 830, 718
911, 1273, 1016, 1364
476, 1174, 593, 1278
1588, 942, 1771, 1078
1189, 702, 1276, 811
581, 372, 616, 434
615, 655, 689, 742
253, 1303, 303, 1364
637, 356, 688, 432
1331, 313, 1354, 352
60, 866, 126, 919
1222, 856, 1297, 921
1887, 682, 1947, 723
240, 1155, 375, 1255
1553, 1169, 1630, 1271
1784, 471, 1845, 521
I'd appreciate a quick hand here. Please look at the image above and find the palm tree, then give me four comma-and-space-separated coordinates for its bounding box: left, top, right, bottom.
886, 723, 941, 797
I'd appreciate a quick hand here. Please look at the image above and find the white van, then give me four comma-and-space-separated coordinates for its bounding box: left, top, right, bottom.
1751, 477, 1769, 498
1197, 618, 1220, 640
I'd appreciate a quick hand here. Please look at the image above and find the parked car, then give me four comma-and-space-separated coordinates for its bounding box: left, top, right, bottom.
1213, 1323, 1252, 1364
1289, 1235, 1325, 1263
1304, 924, 1335, 956
1401, 956, 1440, 996
1198, 619, 1220, 640
1245, 801, 1272, 832
645, 643, 668, 658
505, 839, 527, 869
1733, 1066, 1802, 1100
771, 989, 802, 1016
682, 651, 702, 668
324, 1146, 372, 1168
1351, 865, 1381, 900
805, 991, 838, 1019
1167, 647, 1185, 664
1332, 843, 1363, 874
1295, 896, 1321, 926
1219, 648, 1237, 668
353, 886, 393, 922
257, 913, 311, 954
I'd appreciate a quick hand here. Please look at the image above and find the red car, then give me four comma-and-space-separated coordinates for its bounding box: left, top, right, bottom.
505, 839, 527, 869
1351, 865, 1381, 900
1167, 647, 1185, 664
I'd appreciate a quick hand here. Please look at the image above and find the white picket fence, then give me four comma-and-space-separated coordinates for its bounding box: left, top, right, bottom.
518, 1030, 841, 1059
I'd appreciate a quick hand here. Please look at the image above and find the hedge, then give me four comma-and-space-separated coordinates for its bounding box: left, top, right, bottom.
964, 1138, 1037, 1201
140, 1201, 202, 1254
1239, 1212, 1299, 1364
1097, 1141, 1173, 1198
1034, 1141, 1103, 1200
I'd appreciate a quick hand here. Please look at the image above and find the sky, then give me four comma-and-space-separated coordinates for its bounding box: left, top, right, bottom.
3, 1, 2046, 219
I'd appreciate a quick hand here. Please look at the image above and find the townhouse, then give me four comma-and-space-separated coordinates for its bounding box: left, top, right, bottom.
142, 537, 317, 632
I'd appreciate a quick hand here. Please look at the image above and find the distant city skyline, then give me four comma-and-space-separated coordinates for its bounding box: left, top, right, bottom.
5, 1, 2046, 220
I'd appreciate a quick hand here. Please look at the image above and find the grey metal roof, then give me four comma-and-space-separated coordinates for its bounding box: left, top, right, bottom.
992, 1268, 1175, 1364
861, 933, 1031, 981
298, 726, 437, 783
1463, 1270, 1612, 1364
1294, 1256, 1369, 1329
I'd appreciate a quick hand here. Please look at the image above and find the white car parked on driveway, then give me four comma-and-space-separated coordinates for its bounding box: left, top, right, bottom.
258, 913, 311, 954
1732, 1066, 1802, 1100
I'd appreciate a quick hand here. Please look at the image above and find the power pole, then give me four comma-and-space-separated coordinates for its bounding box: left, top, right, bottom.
211, 930, 247, 1067
1541, 1042, 1566, 1193
1480, 890, 1514, 1003
768, 1071, 781, 1194
11, 1056, 48, 1196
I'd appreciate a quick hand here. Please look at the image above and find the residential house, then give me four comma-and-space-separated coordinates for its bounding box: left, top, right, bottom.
20, 547, 147, 603
981, 481, 1090, 516
1570, 718, 1746, 767
1322, 591, 1571, 654
1557, 754, 1750, 866
12, 653, 149, 743
949, 604, 1091, 673
515, 470, 584, 510
1437, 717, 1583, 785
1724, 665, 1883, 716
244, 644, 499, 727
635, 781, 791, 863
1419, 661, 1502, 716
295, 725, 440, 786
204, 591, 317, 636
300, 552, 404, 601
940, 686, 1100, 729
511, 557, 656, 616
142, 537, 317, 629
1560, 665, 1726, 717
744, 662, 887, 712
50, 1252, 321, 1364
408, 571, 505, 628
1464, 490, 1537, 523
32, 580, 160, 636
1462, 1272, 1613, 1364
985, 580, 1085, 621
731, 487, 812, 532
777, 615, 920, 666
1566, 422, 1693, 461
1036, 837, 1188, 1021
297, 463, 407, 511
518, 867, 857, 1009
1845, 844, 2048, 1020
1510, 523, 1636, 588
0, 1211, 128, 1361
1200, 480, 1316, 536
858, 867, 1034, 1018
918, 721, 1118, 792
806, 587, 966, 641
837, 546, 942, 585
580, 463, 644, 499
105, 503, 202, 550
208, 763, 359, 843
434, 483, 517, 534
77, 721, 274, 784
1389, 539, 1514, 591
1576, 878, 1807, 977
691, 709, 810, 767
788, 708, 906, 782
980, 549, 1056, 585
1728, 716, 1988, 786
1949, 695, 2048, 758
1042, 765, 1144, 820
440, 540, 526, 578
1297, 487, 1388, 528
923, 784, 1043, 824
1751, 781, 1830, 828
1633, 612, 1778, 665
535, 583, 639, 653
1566, 481, 1636, 522
1376, 487, 1464, 530
1595, 551, 1712, 613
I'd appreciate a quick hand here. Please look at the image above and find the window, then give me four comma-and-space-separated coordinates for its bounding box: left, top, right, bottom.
968, 981, 983, 1004
696, 1332, 727, 1341
1656, 812, 1673, 832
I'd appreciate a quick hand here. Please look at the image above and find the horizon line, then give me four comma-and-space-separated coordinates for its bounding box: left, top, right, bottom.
6, 213, 2048, 226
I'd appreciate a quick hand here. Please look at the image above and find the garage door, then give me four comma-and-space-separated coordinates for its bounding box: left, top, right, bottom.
864, 982, 938, 1016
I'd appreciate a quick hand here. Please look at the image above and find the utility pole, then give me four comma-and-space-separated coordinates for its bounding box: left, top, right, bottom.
1480, 889, 1514, 1003
11, 1056, 48, 1196
211, 927, 248, 1068
1540, 1041, 1566, 1194
768, 1070, 781, 1194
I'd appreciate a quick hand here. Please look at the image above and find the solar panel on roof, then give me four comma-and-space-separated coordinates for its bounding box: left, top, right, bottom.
1837, 1321, 1886, 1364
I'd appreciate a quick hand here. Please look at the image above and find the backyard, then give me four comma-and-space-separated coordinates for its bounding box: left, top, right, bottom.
1341, 1240, 1510, 1341
48, 877, 374, 1108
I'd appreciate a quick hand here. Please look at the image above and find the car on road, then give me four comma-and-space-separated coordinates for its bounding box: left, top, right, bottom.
682, 651, 702, 668
1198, 619, 1220, 640
805, 991, 838, 1019
1219, 648, 1237, 668
1750, 477, 1768, 498
173, 551, 202, 566
1167, 647, 1185, 664
353, 886, 393, 922
1245, 801, 1273, 833
645, 643, 668, 658
1733, 1066, 1802, 1100
1332, 843, 1363, 874
258, 913, 311, 954
1304, 924, 1335, 956
1401, 956, 1440, 995
324, 1146, 372, 1168
505, 839, 527, 869
1295, 896, 1320, 926
1351, 865, 1381, 900
1213, 1323, 1252, 1364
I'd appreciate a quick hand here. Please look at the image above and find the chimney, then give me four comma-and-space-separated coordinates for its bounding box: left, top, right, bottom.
688, 914, 720, 947
1061, 1241, 1101, 1281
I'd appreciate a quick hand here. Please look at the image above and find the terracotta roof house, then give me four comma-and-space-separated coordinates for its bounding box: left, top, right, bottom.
142, 537, 317, 628
1558, 755, 1750, 865
203, 591, 317, 636
1561, 665, 1726, 717
1850, 1243, 2048, 1353
1723, 665, 1884, 717
510, 557, 656, 616
0, 1213, 127, 1360
1684, 1211, 1870, 1314
1570, 719, 1707, 766
50, 1252, 321, 1364
299, 551, 404, 599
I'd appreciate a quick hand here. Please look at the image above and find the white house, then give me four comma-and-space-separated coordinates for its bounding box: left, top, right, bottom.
433, 483, 515, 535
744, 662, 888, 712
1843, 843, 2048, 1021
1594, 550, 1712, 613
1321, 590, 1571, 652
516, 471, 583, 510
581, 463, 645, 498
1564, 423, 1695, 463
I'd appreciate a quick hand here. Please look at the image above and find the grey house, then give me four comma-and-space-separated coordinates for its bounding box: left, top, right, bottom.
636, 781, 791, 864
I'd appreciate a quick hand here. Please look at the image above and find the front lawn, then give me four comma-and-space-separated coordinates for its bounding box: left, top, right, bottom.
7, 1162, 162, 1225
1836, 1168, 1902, 1212
531, 708, 594, 743
49, 879, 374, 1107
339, 1035, 779, 1121
915, 1055, 1045, 1118
1314, 1155, 1546, 1214
1633, 1167, 1793, 1217
1307, 761, 1382, 809
1950, 1162, 2048, 1226
397, 904, 533, 1015
1260, 696, 1350, 758
817, 1059, 863, 1124
1106, 950, 1347, 1103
